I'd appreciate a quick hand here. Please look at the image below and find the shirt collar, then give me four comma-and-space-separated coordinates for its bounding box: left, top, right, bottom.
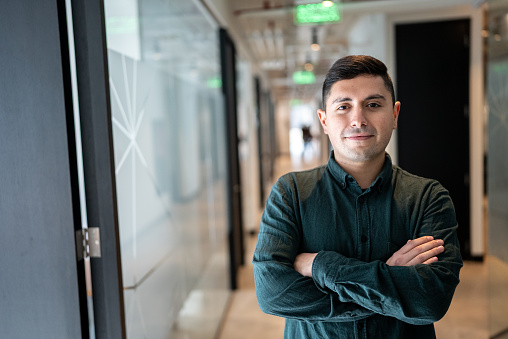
327, 150, 393, 192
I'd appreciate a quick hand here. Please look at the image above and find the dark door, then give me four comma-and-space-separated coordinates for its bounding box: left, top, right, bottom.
0, 0, 87, 337
396, 19, 471, 258
220, 28, 245, 289
255, 77, 266, 208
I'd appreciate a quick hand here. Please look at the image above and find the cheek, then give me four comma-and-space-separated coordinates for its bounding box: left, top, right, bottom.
327, 117, 346, 129
378, 120, 396, 140
326, 121, 345, 137
375, 115, 396, 131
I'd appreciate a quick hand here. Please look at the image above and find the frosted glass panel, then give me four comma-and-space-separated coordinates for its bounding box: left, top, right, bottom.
104, 1, 230, 337
487, 2, 508, 337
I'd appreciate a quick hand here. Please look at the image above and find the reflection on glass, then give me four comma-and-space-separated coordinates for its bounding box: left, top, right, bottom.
104, 0, 230, 337
487, 1, 508, 337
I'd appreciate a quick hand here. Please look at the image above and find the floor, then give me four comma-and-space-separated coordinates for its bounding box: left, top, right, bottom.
217, 153, 508, 339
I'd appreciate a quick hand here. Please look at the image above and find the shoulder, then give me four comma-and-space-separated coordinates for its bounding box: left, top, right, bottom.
276, 165, 328, 191
269, 165, 328, 203
391, 165, 450, 200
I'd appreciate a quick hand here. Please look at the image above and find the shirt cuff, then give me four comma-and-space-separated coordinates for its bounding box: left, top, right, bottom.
312, 250, 348, 291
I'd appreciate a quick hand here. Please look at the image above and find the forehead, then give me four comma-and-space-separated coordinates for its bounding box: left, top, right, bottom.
326, 75, 389, 105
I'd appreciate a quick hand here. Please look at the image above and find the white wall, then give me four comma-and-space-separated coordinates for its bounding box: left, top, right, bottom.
237, 61, 262, 232
348, 13, 387, 60
346, 13, 400, 163
276, 99, 291, 155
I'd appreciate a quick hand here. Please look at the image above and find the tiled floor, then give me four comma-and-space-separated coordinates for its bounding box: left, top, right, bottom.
218, 154, 508, 339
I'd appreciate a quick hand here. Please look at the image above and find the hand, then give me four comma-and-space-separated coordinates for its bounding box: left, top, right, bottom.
294, 252, 318, 277
386, 236, 444, 266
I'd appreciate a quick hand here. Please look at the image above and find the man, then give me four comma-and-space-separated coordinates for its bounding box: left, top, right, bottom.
253, 55, 462, 338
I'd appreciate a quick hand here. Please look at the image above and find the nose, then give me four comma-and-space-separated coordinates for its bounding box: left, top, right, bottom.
350, 107, 367, 128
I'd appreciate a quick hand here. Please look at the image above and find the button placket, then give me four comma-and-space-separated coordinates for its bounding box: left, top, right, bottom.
356, 319, 366, 338
356, 194, 370, 261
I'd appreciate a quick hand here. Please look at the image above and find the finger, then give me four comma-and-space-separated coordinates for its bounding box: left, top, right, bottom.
407, 239, 444, 258
407, 245, 444, 266
399, 236, 435, 254
422, 256, 439, 265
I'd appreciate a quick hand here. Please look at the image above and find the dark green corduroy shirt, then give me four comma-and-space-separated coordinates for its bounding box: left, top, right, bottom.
253, 152, 462, 338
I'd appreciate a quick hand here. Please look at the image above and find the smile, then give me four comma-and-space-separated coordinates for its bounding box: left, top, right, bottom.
345, 134, 373, 141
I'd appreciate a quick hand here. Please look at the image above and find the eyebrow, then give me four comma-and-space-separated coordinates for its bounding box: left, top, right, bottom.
330, 94, 387, 105
365, 94, 387, 101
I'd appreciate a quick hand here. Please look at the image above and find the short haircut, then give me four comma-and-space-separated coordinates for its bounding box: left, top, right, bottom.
322, 55, 396, 108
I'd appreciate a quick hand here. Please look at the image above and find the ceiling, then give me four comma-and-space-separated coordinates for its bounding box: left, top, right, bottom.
229, 0, 480, 102
231, 0, 364, 102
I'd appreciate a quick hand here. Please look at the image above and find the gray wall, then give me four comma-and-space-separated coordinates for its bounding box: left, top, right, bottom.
0, 1, 84, 337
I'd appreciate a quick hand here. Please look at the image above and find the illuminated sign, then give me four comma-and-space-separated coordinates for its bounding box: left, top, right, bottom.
293, 71, 316, 84
295, 2, 341, 25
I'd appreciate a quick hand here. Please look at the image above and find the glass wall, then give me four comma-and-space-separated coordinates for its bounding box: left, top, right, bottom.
103, 0, 230, 337
487, 1, 508, 338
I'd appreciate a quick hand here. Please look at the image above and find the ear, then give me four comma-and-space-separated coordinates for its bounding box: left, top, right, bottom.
392, 101, 401, 130
317, 109, 328, 134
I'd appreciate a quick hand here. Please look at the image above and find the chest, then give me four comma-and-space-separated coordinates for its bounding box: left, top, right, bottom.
297, 188, 412, 262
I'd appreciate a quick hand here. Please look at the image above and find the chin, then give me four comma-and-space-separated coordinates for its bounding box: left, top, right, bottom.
344, 149, 383, 162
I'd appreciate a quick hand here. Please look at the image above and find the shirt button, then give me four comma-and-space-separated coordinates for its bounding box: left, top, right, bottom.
348, 177, 354, 182
361, 235, 368, 242
358, 197, 365, 204
357, 322, 364, 330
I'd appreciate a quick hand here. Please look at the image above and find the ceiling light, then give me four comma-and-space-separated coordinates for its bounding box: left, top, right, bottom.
322, 1, 334, 7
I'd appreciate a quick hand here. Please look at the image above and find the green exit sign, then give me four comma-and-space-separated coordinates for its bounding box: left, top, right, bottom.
295, 2, 341, 25
293, 71, 316, 84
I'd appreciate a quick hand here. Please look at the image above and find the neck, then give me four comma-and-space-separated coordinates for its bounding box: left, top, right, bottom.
335, 153, 386, 189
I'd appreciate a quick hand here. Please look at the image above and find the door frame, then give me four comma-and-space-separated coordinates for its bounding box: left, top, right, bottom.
70, 0, 126, 337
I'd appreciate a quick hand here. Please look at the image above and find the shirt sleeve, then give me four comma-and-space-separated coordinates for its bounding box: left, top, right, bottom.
253, 176, 375, 322
311, 182, 462, 325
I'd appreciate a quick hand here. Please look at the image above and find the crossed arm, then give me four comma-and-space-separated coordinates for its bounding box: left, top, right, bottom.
294, 236, 445, 278
253, 178, 462, 325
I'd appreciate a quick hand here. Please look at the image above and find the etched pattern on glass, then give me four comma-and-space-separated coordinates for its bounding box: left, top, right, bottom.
104, 1, 230, 337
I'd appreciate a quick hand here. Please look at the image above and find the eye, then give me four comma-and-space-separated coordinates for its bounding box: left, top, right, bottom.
336, 105, 349, 111
367, 102, 381, 108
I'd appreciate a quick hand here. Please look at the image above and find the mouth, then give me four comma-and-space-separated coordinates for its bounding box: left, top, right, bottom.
345, 134, 373, 141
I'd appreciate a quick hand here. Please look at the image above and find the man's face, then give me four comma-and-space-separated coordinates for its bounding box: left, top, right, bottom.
318, 75, 400, 166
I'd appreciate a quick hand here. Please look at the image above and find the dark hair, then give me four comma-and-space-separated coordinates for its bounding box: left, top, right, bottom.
322, 55, 395, 108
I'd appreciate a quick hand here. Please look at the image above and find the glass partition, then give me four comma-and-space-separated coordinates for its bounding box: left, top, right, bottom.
104, 0, 230, 337
487, 1, 508, 338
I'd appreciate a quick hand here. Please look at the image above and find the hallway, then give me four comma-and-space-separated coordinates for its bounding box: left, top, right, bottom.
218, 155, 492, 339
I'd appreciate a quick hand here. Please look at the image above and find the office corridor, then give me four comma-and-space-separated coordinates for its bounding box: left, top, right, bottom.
4, 1, 508, 337
218, 155, 497, 339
